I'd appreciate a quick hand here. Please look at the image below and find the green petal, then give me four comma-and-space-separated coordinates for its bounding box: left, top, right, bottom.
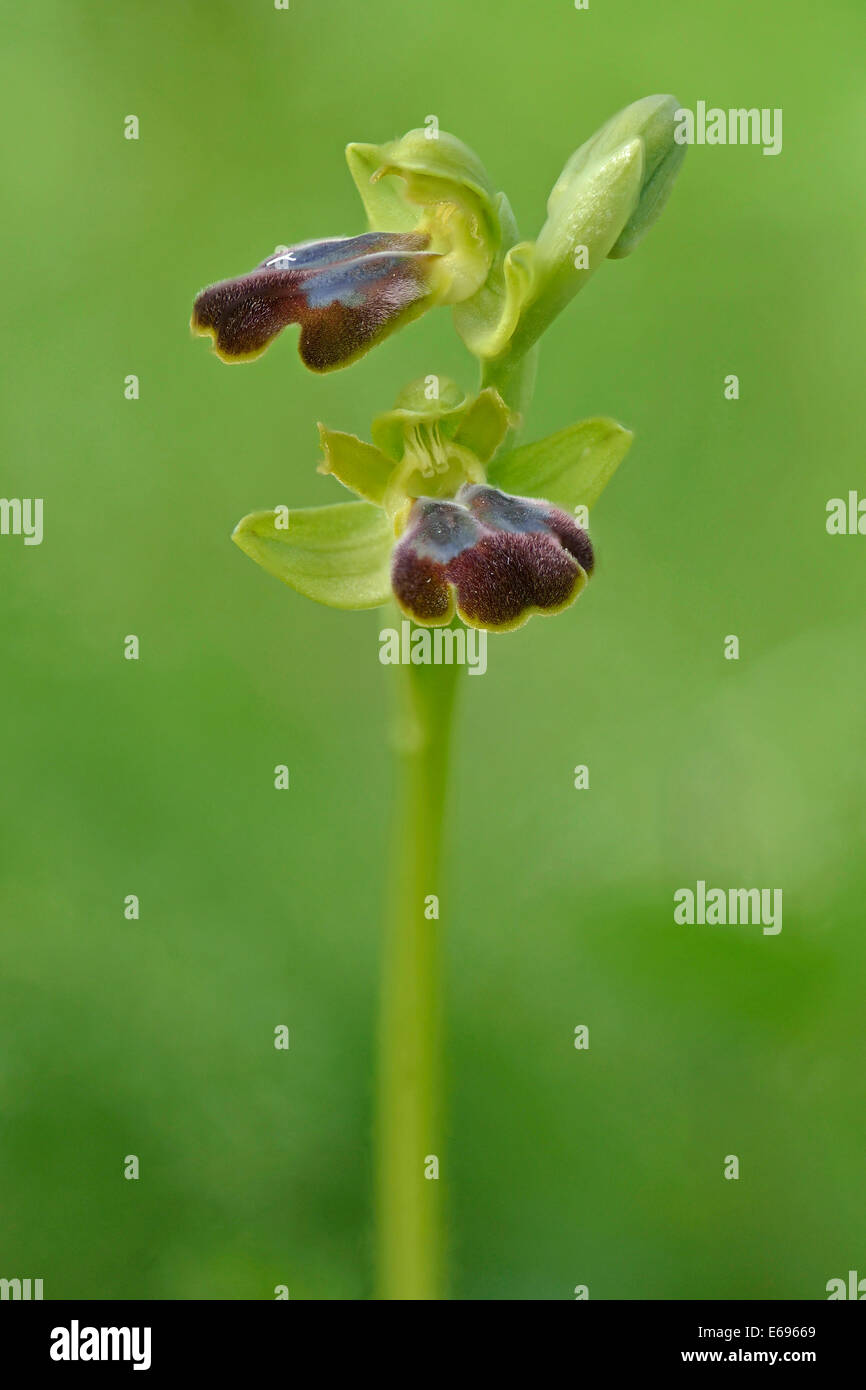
487, 417, 633, 514
317, 424, 395, 505
232, 501, 393, 610
346, 129, 497, 231
452, 387, 514, 462
346, 130, 501, 304
454, 234, 535, 360
345, 141, 418, 233
371, 377, 469, 461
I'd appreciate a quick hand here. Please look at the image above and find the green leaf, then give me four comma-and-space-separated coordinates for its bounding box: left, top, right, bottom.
487, 418, 633, 513
232, 501, 393, 610
317, 425, 395, 505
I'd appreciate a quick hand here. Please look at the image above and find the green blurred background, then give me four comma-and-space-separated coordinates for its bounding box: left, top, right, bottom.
2, 0, 864, 1300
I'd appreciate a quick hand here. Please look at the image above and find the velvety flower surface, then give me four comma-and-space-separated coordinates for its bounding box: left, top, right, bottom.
192, 232, 442, 371
391, 484, 594, 631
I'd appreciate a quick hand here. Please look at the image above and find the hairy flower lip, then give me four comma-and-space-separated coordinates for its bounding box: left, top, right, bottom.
457, 482, 595, 573
191, 232, 442, 371
391, 487, 593, 632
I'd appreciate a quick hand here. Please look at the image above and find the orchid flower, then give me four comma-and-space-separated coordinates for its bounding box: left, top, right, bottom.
193, 97, 683, 633
191, 95, 685, 1301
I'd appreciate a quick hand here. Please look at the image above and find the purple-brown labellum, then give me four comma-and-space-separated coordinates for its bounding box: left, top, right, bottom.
391, 485, 594, 631
191, 232, 441, 372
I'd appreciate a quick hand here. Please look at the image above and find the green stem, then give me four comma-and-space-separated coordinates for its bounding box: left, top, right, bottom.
376, 626, 460, 1300
374, 337, 539, 1298
480, 341, 539, 444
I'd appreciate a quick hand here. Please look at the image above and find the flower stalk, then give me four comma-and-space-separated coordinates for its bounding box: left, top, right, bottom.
192, 94, 684, 1301
377, 634, 460, 1300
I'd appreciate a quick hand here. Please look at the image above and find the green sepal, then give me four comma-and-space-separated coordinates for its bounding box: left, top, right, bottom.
317, 424, 394, 505
232, 501, 393, 610
346, 130, 502, 305
346, 128, 497, 231
452, 193, 533, 359
488, 417, 634, 513
371, 378, 512, 465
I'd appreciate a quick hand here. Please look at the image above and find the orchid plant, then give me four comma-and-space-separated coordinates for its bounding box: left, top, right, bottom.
192, 95, 684, 1300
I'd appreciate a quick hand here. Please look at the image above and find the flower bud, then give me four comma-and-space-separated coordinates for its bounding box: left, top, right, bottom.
483, 95, 685, 367
546, 94, 685, 261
